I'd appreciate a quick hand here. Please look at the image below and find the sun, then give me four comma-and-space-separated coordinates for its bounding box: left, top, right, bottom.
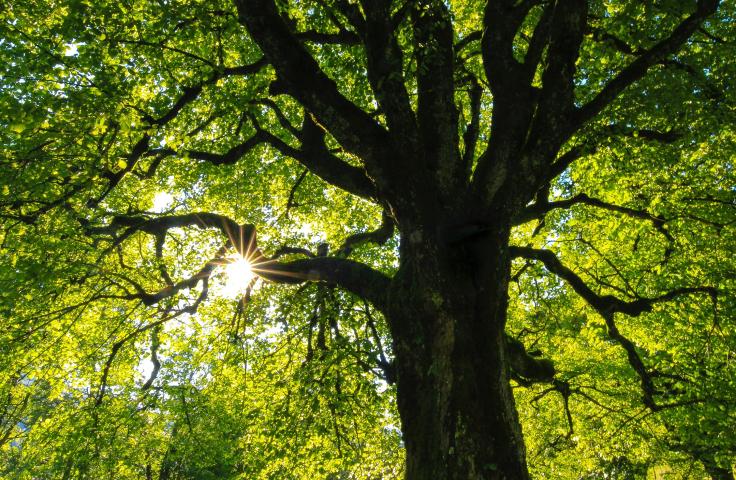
151, 191, 174, 212
222, 255, 254, 298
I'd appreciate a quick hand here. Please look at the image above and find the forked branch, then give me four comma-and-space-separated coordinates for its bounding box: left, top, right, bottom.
234, 0, 395, 192
510, 246, 714, 317
510, 246, 717, 409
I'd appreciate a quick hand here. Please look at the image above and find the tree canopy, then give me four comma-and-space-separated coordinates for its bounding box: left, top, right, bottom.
1, 0, 735, 478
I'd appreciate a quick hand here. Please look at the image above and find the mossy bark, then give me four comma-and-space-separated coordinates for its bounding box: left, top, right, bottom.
386, 227, 529, 480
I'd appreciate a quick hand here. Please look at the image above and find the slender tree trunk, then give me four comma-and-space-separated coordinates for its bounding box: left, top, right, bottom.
387, 225, 529, 480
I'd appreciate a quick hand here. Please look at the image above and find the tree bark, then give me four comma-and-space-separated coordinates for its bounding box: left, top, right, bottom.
386, 225, 529, 480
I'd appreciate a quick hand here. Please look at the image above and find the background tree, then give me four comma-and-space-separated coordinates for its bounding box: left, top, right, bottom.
1, 0, 734, 479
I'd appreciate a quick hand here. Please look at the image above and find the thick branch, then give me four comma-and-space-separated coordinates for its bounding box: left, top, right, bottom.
253, 256, 390, 310
461, 77, 483, 178
149, 119, 377, 201
455, 30, 482, 54
522, 3, 555, 81
262, 116, 377, 200
360, 1, 417, 154
335, 210, 394, 257
510, 246, 714, 318
528, 0, 588, 150
235, 0, 395, 191
412, 0, 461, 191
506, 335, 556, 384
96, 212, 247, 242
471, 0, 542, 205
90, 212, 391, 309
510, 246, 716, 409
481, 1, 535, 95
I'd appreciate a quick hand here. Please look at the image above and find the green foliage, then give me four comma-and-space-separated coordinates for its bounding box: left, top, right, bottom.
1, 0, 735, 478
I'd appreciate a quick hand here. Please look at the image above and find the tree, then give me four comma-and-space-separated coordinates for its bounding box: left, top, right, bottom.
1, 0, 734, 478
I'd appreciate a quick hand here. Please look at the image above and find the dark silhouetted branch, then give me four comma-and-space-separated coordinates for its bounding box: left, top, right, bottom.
514, 193, 675, 257
575, 0, 721, 128
335, 210, 394, 257
235, 0, 395, 193
510, 245, 717, 409
88, 212, 391, 309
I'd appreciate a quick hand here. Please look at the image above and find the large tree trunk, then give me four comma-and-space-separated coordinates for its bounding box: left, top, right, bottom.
386, 224, 529, 480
